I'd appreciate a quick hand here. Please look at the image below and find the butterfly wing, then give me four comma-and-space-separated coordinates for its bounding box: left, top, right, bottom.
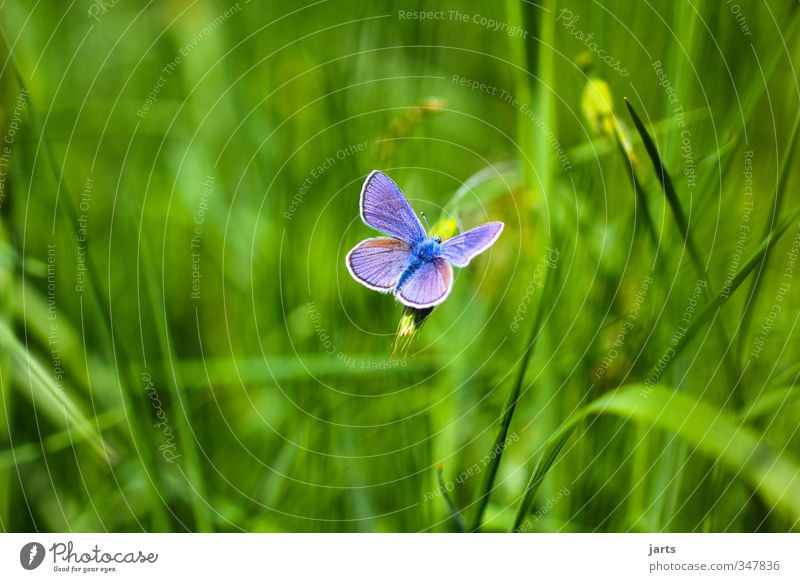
360, 170, 427, 244
346, 237, 412, 292
395, 257, 453, 308
439, 222, 504, 267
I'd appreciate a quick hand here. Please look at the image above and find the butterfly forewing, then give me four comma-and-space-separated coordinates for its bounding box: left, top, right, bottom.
346, 237, 412, 291
360, 170, 427, 244
395, 257, 453, 308
439, 222, 504, 267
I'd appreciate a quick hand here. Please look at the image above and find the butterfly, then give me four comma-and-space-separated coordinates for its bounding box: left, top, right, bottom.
346, 170, 504, 309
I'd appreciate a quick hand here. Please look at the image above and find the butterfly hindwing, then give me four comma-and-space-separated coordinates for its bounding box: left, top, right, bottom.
439, 222, 504, 268
395, 257, 453, 308
360, 170, 427, 244
346, 237, 412, 292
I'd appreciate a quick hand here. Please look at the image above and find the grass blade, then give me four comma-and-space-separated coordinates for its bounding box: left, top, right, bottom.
443, 161, 521, 217
624, 97, 704, 273
644, 203, 800, 386
0, 319, 115, 461
568, 107, 710, 166
0, 410, 123, 468
512, 428, 574, 532
469, 242, 557, 531
737, 111, 800, 357
625, 97, 743, 402
436, 464, 465, 532
504, 0, 535, 200
614, 128, 658, 247
139, 238, 212, 532
0, 235, 11, 528
513, 385, 800, 530
740, 386, 800, 422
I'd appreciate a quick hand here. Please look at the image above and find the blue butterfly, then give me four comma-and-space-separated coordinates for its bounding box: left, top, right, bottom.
346, 170, 504, 308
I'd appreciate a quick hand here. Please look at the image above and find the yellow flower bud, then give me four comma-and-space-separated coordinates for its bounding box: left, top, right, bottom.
581, 78, 615, 139
430, 217, 459, 240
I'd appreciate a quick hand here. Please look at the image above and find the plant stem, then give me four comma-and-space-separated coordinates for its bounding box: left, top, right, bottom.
504, 0, 534, 201
436, 464, 465, 532
737, 112, 800, 361
469, 245, 556, 531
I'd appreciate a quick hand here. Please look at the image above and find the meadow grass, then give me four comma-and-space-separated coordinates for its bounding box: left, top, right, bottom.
0, 0, 798, 533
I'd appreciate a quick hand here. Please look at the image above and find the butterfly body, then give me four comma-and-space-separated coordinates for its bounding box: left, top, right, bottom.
346, 170, 503, 309
412, 237, 443, 260
396, 237, 442, 291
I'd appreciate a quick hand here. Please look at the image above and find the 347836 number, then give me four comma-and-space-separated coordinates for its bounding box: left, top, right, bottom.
734, 560, 780, 571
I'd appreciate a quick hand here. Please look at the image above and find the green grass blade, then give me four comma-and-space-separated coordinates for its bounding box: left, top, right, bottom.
532, 0, 556, 209
0, 410, 123, 468
512, 427, 574, 532
0, 319, 115, 462
568, 107, 710, 166
737, 111, 800, 356
6, 57, 114, 345
469, 243, 557, 531
614, 129, 658, 247
0, 233, 11, 527
740, 386, 800, 422
139, 238, 212, 532
180, 354, 432, 387
504, 0, 534, 201
436, 464, 465, 532
442, 161, 521, 218
769, 362, 800, 389
513, 385, 800, 530
644, 203, 800, 385
624, 97, 704, 274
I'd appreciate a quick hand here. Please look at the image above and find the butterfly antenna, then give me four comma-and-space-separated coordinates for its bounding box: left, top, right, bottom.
419, 210, 431, 233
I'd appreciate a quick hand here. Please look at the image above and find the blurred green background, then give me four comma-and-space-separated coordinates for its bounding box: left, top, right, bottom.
0, 0, 799, 532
